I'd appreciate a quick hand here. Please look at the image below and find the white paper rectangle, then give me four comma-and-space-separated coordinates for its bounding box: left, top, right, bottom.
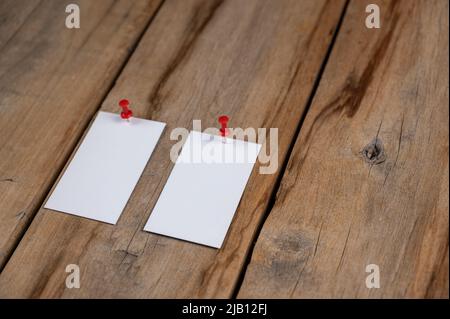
144, 131, 261, 248
45, 111, 165, 224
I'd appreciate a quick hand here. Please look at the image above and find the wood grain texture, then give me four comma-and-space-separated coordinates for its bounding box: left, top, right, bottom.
238, 0, 449, 298
0, 0, 162, 269
0, 0, 346, 298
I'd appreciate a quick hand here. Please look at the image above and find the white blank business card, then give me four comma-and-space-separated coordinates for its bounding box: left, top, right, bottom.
144, 131, 261, 248
45, 111, 165, 224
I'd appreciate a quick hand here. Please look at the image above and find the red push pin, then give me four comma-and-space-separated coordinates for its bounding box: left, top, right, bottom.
218, 115, 229, 138
119, 99, 133, 121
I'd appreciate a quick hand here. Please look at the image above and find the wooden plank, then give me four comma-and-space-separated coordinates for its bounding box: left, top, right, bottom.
0, 0, 346, 298
0, 0, 162, 269
238, 0, 449, 298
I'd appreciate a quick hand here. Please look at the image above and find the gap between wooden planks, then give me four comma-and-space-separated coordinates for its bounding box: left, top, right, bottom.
0, 0, 346, 297
0, 0, 163, 270
238, 0, 449, 298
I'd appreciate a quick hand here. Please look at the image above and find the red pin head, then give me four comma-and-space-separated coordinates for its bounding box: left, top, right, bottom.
218, 115, 229, 137
119, 99, 133, 120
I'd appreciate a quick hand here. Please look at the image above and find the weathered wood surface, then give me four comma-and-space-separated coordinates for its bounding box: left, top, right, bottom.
0, 0, 162, 269
238, 0, 449, 298
0, 0, 346, 298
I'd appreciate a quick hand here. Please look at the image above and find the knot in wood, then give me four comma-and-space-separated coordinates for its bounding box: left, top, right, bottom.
361, 138, 386, 164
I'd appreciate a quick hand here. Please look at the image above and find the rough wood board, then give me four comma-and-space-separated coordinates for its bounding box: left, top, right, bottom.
0, 0, 162, 269
0, 0, 346, 298
238, 0, 449, 298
